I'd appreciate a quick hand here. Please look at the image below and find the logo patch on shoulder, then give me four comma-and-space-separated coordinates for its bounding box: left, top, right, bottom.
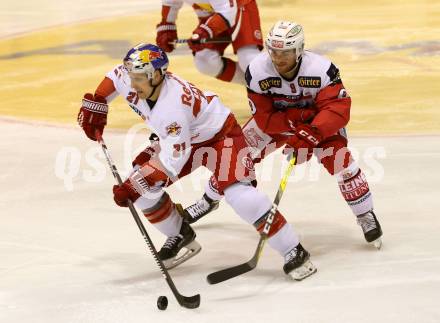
338, 88, 350, 98
326, 63, 341, 83
166, 122, 182, 136
245, 67, 253, 87
254, 30, 262, 40
298, 76, 321, 88
259, 77, 282, 91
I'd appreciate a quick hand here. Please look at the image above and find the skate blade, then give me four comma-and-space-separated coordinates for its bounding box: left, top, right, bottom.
288, 260, 317, 281
163, 240, 202, 270
371, 238, 382, 250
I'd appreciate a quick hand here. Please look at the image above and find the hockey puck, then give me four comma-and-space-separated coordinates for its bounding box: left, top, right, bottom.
157, 296, 168, 310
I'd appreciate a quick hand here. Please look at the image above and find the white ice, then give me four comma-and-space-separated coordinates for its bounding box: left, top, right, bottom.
1, 119, 440, 323
2, 0, 440, 321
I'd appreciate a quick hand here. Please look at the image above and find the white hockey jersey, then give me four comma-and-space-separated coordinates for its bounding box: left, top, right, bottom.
162, 0, 240, 27
246, 50, 341, 108
245, 50, 351, 139
105, 65, 230, 176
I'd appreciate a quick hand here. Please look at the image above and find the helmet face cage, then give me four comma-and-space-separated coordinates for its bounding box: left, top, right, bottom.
123, 43, 169, 79
266, 21, 305, 62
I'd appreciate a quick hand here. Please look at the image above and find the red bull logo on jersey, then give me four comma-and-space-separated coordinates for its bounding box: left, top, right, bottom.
166, 122, 182, 136
139, 49, 162, 63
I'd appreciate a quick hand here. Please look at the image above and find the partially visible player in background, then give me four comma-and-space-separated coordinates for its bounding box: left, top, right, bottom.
183, 21, 383, 249
156, 0, 263, 85
77, 43, 316, 280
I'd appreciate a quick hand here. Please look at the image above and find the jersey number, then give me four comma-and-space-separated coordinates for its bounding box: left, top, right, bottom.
127, 91, 139, 105
173, 142, 186, 158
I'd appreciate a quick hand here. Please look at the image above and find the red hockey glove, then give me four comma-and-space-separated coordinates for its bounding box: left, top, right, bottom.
112, 182, 141, 207
285, 109, 316, 130
188, 25, 211, 52
113, 161, 169, 208
284, 124, 323, 164
132, 133, 160, 167
188, 13, 230, 52
77, 93, 108, 141
156, 22, 177, 52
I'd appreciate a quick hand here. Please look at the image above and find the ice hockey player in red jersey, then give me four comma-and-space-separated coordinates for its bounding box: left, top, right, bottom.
156, 0, 263, 84
77, 43, 316, 280
183, 21, 383, 248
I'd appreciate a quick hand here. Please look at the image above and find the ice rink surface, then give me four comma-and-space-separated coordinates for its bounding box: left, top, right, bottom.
1, 0, 440, 322
1, 120, 440, 323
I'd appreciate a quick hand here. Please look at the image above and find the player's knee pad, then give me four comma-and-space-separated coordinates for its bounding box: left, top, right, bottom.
141, 191, 174, 224
242, 117, 279, 162
237, 45, 261, 71
253, 209, 287, 237
194, 49, 223, 76
317, 134, 352, 175
224, 182, 271, 224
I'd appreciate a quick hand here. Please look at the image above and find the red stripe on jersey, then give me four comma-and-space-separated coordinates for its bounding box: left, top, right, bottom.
95, 77, 116, 99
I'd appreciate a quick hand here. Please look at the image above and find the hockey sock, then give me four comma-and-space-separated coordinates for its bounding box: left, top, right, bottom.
216, 57, 245, 84
224, 183, 299, 256
337, 163, 374, 216
135, 191, 183, 237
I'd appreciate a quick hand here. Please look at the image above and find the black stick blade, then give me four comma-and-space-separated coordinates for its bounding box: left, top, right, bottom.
178, 294, 201, 309
207, 261, 256, 284
207, 238, 264, 284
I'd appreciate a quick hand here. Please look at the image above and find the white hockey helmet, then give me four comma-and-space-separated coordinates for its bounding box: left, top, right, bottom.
123, 43, 169, 79
266, 21, 305, 62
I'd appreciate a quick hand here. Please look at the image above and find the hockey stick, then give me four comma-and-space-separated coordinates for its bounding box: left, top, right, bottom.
95, 131, 200, 309
174, 37, 231, 45
206, 154, 297, 284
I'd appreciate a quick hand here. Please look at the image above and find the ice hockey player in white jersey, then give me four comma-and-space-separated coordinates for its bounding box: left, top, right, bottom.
156, 0, 263, 84
183, 21, 383, 248
77, 43, 316, 280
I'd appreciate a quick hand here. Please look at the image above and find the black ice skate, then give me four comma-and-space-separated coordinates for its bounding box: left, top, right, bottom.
158, 220, 201, 269
182, 193, 219, 224
356, 210, 383, 249
283, 243, 317, 281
